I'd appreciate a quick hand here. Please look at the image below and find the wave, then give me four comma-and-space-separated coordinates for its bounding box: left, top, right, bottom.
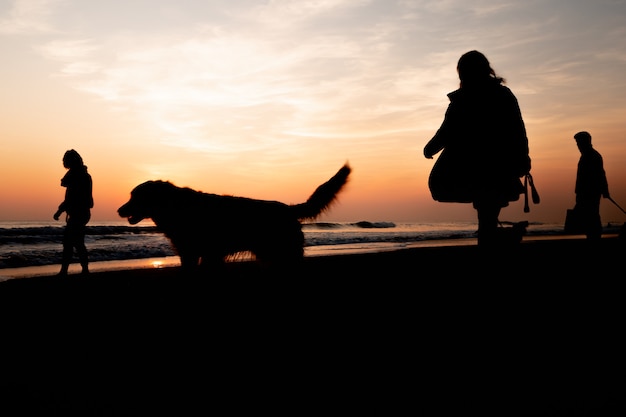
0, 225, 159, 243
0, 220, 621, 269
0, 224, 171, 269
352, 221, 396, 228
302, 221, 396, 229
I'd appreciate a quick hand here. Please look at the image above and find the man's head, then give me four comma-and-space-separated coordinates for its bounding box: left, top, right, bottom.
574, 131, 592, 146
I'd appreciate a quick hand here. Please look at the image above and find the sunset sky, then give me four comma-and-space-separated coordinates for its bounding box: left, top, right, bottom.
1, 0, 625, 225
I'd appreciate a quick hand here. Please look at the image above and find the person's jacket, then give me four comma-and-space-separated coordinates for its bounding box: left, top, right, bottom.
424, 81, 530, 204
58, 166, 93, 216
576, 147, 609, 199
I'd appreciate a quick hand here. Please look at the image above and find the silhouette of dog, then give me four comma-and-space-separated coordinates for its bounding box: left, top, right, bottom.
118, 164, 351, 274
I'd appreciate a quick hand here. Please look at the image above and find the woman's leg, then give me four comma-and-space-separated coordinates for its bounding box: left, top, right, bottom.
59, 226, 75, 275
63, 215, 90, 275
475, 202, 501, 248
76, 237, 89, 274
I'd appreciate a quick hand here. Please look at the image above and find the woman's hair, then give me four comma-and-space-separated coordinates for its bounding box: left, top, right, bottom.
457, 50, 505, 87
63, 149, 84, 169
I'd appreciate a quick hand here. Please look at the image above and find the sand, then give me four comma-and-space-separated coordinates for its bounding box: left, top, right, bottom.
1, 237, 625, 416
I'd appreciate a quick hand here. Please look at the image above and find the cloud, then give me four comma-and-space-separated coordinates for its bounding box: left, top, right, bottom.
36, 38, 98, 59
0, 0, 62, 34
13, 0, 626, 166
27, 2, 434, 156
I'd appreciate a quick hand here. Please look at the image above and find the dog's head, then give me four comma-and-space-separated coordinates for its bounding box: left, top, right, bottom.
118, 180, 177, 224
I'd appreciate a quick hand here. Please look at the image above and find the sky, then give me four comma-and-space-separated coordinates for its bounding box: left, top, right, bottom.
1, 0, 626, 225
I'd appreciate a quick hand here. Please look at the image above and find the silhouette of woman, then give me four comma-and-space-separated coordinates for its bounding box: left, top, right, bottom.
53, 149, 94, 275
424, 50, 531, 247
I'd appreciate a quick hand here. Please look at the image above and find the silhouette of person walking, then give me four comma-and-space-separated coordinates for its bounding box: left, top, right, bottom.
53, 149, 94, 276
573, 131, 610, 241
424, 50, 531, 248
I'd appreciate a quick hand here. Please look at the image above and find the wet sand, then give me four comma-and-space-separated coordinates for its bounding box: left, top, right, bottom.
0, 233, 597, 281
1, 237, 625, 416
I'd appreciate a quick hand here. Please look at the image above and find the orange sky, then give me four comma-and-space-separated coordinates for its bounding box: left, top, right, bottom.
1, 0, 626, 225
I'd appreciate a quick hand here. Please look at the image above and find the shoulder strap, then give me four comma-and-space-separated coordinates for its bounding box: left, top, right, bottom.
523, 173, 540, 213
524, 175, 530, 213
528, 173, 540, 204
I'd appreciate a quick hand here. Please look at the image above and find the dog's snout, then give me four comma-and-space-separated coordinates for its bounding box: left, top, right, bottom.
118, 202, 130, 216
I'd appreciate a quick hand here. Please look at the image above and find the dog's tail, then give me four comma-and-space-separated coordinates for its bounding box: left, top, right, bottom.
290, 163, 351, 220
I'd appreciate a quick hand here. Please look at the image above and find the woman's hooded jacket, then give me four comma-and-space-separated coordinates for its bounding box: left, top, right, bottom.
58, 165, 93, 217
425, 80, 531, 206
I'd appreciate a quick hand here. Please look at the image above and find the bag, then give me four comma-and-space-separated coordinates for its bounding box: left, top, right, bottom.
523, 173, 540, 213
428, 148, 473, 203
496, 220, 528, 245
564, 208, 583, 234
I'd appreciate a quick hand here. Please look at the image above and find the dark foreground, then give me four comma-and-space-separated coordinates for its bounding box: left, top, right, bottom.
1, 237, 625, 416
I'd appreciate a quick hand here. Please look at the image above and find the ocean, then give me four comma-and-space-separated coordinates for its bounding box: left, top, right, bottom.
0, 219, 618, 279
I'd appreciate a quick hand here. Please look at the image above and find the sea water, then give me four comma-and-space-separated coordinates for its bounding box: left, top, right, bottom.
0, 219, 614, 279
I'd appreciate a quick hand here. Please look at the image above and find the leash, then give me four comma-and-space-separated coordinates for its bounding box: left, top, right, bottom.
608, 196, 626, 215
523, 173, 540, 213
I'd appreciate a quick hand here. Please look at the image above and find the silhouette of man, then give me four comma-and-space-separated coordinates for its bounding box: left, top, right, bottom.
573, 131, 610, 241
53, 149, 94, 276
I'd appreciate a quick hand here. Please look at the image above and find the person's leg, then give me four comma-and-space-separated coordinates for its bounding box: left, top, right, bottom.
76, 237, 89, 274
63, 215, 90, 275
59, 228, 73, 276
577, 197, 602, 241
475, 201, 501, 248
586, 212, 602, 241
590, 195, 603, 241
72, 217, 90, 274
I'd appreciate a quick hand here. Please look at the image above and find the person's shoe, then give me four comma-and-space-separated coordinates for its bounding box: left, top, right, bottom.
80, 260, 90, 275
57, 263, 69, 277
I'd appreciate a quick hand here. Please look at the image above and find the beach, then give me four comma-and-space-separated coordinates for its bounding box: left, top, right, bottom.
2, 237, 625, 416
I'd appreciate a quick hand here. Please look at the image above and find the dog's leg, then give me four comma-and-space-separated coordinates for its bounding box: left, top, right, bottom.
197, 254, 229, 277
177, 253, 200, 276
